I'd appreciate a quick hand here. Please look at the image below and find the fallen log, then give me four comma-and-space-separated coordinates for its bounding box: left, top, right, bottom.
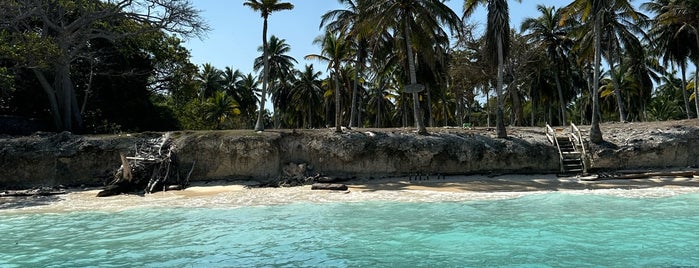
592, 170, 697, 181
311, 183, 348, 191
1, 188, 66, 197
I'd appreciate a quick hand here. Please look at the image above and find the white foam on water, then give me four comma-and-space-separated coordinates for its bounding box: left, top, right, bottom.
3, 182, 699, 214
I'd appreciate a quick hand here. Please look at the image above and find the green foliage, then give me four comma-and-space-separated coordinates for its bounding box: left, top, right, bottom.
647, 94, 683, 121
0, 31, 60, 66
202, 91, 241, 129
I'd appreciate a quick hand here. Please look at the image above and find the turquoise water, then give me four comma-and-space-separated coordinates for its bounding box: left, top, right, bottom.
1, 192, 699, 267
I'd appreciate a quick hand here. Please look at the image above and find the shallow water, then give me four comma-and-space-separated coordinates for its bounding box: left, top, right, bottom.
2, 190, 699, 267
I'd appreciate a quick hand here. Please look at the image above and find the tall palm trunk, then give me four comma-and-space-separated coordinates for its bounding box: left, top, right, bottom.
495, 35, 507, 138
426, 85, 434, 127
553, 65, 567, 125
404, 18, 428, 135
694, 64, 699, 118
349, 58, 359, 128
333, 69, 342, 133
604, 49, 627, 122
590, 16, 603, 143
254, 17, 270, 131
680, 64, 692, 119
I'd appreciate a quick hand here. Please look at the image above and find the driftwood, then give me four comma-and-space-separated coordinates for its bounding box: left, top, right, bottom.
588, 170, 698, 181
311, 183, 349, 191
0, 187, 66, 197
97, 134, 193, 197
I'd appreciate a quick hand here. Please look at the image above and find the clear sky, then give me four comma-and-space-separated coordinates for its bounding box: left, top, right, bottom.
183, 0, 573, 76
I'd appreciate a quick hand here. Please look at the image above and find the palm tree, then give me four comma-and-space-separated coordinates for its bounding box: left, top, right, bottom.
236, 73, 262, 128
244, 0, 294, 131
291, 64, 324, 128
561, 0, 608, 143
254, 35, 298, 128
644, 0, 699, 119
202, 91, 240, 129
222, 67, 243, 97
321, 0, 370, 128
464, 0, 520, 138
521, 5, 573, 126
196, 63, 223, 99
305, 32, 353, 133
594, 3, 647, 122
367, 0, 462, 135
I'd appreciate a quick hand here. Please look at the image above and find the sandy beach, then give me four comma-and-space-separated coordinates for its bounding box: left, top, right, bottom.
2, 173, 699, 214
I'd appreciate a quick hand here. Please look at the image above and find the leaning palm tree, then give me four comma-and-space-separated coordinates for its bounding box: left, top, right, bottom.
521, 5, 573, 126
561, 0, 609, 143
244, 0, 294, 131
367, 0, 462, 135
464, 0, 519, 138
305, 32, 353, 133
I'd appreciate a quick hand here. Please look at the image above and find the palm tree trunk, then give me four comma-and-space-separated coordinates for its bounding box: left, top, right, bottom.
495, 35, 507, 138
553, 66, 567, 125
349, 58, 359, 128
605, 52, 627, 122
404, 18, 428, 135
426, 85, 434, 127
333, 70, 342, 133
680, 64, 691, 119
590, 16, 603, 143
485, 86, 491, 127
376, 93, 381, 127
694, 65, 699, 118
254, 17, 270, 131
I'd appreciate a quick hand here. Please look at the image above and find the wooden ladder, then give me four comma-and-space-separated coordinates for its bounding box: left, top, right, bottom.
556, 136, 584, 174
546, 124, 586, 175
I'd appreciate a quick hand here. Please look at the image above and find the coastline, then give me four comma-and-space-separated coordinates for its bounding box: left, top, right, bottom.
2, 119, 698, 189
3, 173, 699, 214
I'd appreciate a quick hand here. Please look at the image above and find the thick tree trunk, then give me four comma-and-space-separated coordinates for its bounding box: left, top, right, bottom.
33, 69, 63, 130
33, 55, 83, 132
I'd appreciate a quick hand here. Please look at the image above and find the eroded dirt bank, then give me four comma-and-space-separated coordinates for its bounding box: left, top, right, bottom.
1, 119, 697, 189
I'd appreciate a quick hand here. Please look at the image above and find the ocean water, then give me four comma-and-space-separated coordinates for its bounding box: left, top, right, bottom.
1, 192, 699, 267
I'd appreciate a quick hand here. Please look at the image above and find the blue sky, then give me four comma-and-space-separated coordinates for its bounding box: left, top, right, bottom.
183, 0, 572, 76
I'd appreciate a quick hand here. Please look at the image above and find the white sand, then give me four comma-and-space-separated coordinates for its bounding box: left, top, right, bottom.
2, 174, 699, 214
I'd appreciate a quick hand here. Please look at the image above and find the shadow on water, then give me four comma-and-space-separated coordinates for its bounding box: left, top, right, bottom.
0, 195, 63, 210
